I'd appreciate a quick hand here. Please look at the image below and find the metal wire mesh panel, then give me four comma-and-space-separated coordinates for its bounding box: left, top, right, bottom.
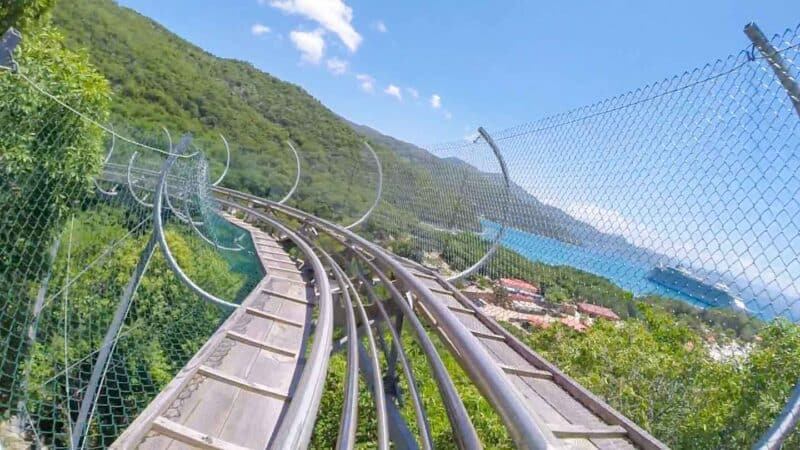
357, 23, 800, 448
0, 51, 262, 447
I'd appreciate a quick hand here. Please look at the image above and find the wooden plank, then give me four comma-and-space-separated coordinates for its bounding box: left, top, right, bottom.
411, 271, 439, 281
245, 307, 304, 328
260, 248, 291, 258
262, 254, 295, 264
430, 286, 454, 296
266, 265, 303, 276
549, 423, 627, 439
261, 288, 311, 305
197, 366, 289, 400
151, 417, 249, 450
471, 329, 506, 342
226, 331, 297, 357
499, 364, 553, 380
267, 275, 307, 286
447, 304, 475, 314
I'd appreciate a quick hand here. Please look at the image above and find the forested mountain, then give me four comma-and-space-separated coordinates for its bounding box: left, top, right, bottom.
347, 120, 612, 244
51, 0, 593, 244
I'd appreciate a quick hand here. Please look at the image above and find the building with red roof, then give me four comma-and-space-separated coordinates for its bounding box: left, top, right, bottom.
577, 303, 620, 321
498, 278, 540, 297
560, 317, 589, 332
526, 316, 551, 330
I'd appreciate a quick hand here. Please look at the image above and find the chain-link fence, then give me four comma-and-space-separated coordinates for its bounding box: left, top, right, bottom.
371, 23, 800, 323
3, 15, 800, 450
360, 23, 800, 448
0, 40, 262, 447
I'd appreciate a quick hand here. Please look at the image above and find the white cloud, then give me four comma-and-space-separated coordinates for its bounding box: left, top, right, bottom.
443, 110, 453, 120
326, 57, 348, 75
356, 73, 375, 93
373, 20, 388, 33
289, 29, 326, 64
406, 87, 419, 99
464, 132, 480, 142
384, 84, 403, 101
270, 0, 362, 52
251, 23, 272, 36
430, 94, 441, 109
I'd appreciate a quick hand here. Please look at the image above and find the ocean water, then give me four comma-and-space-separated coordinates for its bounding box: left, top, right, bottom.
479, 220, 708, 309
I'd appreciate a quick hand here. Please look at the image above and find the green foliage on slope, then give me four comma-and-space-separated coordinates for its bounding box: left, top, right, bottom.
0, 19, 110, 406
505, 309, 800, 449
50, 0, 397, 224
25, 205, 246, 448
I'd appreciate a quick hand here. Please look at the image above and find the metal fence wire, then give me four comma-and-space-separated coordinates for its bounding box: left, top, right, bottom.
0, 44, 262, 447
371, 23, 800, 324
1, 16, 800, 450
359, 23, 800, 448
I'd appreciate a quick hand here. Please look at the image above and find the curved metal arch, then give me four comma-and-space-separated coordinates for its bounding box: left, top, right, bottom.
161, 126, 173, 152
344, 141, 383, 230
126, 152, 154, 208
94, 124, 119, 196
446, 127, 511, 283
278, 140, 302, 204
184, 205, 244, 252
159, 127, 196, 224
212, 134, 231, 186
153, 136, 240, 309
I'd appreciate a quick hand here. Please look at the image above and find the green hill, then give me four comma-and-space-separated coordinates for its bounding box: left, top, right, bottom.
52, 0, 387, 222
51, 0, 587, 244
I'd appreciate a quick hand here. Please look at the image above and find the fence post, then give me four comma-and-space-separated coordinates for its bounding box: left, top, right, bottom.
0, 27, 21, 69
745, 22, 800, 450
744, 22, 800, 117
70, 233, 158, 449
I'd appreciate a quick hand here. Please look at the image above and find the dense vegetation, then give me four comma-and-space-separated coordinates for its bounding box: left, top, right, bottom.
1, 0, 797, 448
311, 322, 512, 448
505, 309, 800, 449
0, 0, 110, 409
25, 205, 247, 448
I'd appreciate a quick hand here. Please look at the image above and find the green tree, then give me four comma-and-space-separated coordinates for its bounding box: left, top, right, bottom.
0, 0, 57, 33
0, 25, 110, 409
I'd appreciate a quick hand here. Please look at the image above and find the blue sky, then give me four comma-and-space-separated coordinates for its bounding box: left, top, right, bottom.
111, 1, 799, 315
117, 0, 797, 147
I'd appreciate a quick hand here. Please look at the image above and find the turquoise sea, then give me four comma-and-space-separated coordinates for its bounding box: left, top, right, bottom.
480, 220, 712, 310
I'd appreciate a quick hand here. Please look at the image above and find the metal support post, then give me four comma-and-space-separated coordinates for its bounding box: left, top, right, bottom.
0, 28, 21, 69
745, 22, 800, 117
70, 233, 158, 449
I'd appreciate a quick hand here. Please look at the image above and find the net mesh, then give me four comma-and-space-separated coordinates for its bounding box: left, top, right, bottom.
1, 16, 800, 450
357, 24, 800, 447
0, 54, 261, 447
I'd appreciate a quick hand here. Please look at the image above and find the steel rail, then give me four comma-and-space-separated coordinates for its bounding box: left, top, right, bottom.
93, 125, 119, 196
345, 142, 383, 230
404, 258, 669, 450
219, 190, 476, 450
325, 262, 390, 450
331, 264, 360, 450
348, 249, 480, 450
215, 187, 561, 449
445, 127, 511, 283
212, 134, 231, 186
301, 241, 359, 450
279, 141, 302, 204
127, 151, 155, 208
355, 270, 434, 450
217, 198, 334, 450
